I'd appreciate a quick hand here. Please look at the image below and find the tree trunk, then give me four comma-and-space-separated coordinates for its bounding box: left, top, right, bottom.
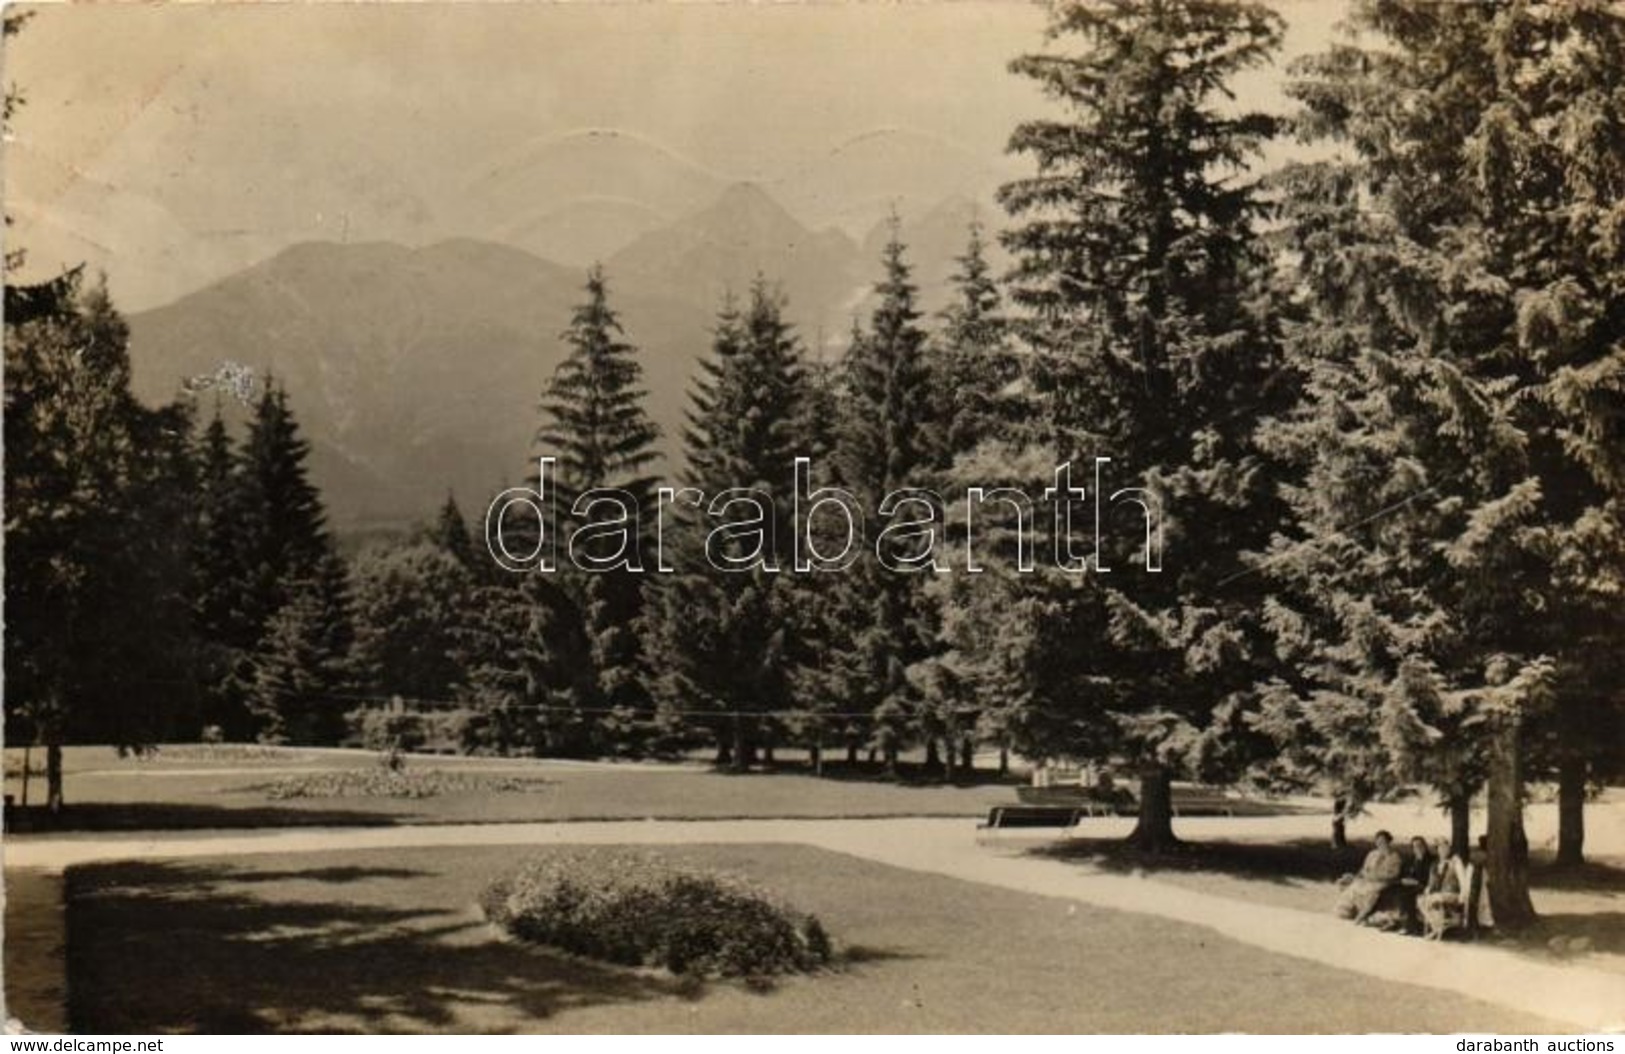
942, 738, 957, 784
729, 713, 748, 773
883, 743, 899, 777
997, 744, 1009, 778
1555, 758, 1584, 866
810, 742, 823, 779
1450, 794, 1472, 861
714, 738, 732, 768
959, 737, 974, 774
924, 737, 942, 773
20, 745, 32, 808
45, 742, 65, 814
1125, 765, 1178, 852
1330, 796, 1348, 850
1485, 721, 1536, 930
1553, 701, 1592, 870
845, 742, 859, 765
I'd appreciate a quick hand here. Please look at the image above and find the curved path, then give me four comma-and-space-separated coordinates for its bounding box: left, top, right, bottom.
8, 816, 1621, 1031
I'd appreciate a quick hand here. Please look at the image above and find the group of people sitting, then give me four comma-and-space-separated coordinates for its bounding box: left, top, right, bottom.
1333, 830, 1488, 939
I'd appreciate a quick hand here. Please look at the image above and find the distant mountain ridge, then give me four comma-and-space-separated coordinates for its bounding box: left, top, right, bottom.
126, 183, 992, 528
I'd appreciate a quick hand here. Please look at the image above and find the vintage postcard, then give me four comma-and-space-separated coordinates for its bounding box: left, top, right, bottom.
3, 0, 1621, 1038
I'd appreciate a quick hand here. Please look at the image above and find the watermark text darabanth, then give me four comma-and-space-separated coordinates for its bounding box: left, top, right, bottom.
485, 456, 1163, 576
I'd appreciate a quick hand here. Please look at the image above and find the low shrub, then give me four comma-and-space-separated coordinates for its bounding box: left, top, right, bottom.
346, 706, 427, 755
481, 849, 833, 979
258, 768, 551, 799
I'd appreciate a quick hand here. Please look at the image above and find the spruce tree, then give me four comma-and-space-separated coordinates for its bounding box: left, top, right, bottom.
238, 380, 331, 633
233, 380, 350, 742
528, 266, 662, 753
432, 491, 479, 571
780, 354, 851, 771
650, 280, 806, 768
830, 227, 938, 774
934, 221, 1022, 459
249, 550, 356, 745
450, 570, 541, 755
1263, 0, 1625, 922
189, 405, 258, 737
998, 0, 1289, 848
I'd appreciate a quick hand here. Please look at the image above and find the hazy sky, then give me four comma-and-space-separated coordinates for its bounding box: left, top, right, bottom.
4, 1, 1345, 312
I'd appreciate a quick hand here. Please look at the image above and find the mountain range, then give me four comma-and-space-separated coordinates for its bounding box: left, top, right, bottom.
125, 183, 1005, 528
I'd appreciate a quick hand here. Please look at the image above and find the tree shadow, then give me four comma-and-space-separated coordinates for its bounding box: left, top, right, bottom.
65, 859, 693, 1032
1499, 911, 1625, 959
1034, 836, 1362, 888
7, 801, 416, 833
1530, 858, 1625, 895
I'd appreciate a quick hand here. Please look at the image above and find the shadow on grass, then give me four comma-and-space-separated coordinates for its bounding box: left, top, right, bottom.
838, 943, 922, 966
65, 859, 694, 1033
1530, 858, 1625, 895
1505, 911, 1625, 959
7, 802, 417, 833
1034, 836, 1365, 888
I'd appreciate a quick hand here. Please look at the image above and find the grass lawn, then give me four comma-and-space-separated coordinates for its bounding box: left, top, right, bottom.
6, 746, 1312, 832
5, 746, 1028, 831
63, 843, 1570, 1033
3, 868, 68, 1032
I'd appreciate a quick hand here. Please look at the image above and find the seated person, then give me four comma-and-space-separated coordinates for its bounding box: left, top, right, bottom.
1401, 836, 1434, 885
1419, 837, 1469, 939
1392, 835, 1435, 931
1334, 829, 1404, 924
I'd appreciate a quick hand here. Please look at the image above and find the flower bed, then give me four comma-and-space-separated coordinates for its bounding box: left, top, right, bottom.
480, 848, 833, 978
259, 768, 551, 799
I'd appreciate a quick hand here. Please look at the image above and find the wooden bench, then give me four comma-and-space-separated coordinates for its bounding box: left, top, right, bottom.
978, 804, 1119, 830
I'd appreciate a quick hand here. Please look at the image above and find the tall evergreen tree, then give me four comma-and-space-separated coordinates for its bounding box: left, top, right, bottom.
778, 352, 854, 770
238, 380, 331, 633
998, 0, 1289, 848
450, 571, 541, 755
527, 266, 662, 753
1262, 0, 1625, 924
432, 491, 479, 571
248, 550, 356, 745
232, 380, 350, 741
828, 227, 939, 774
188, 404, 259, 737
934, 221, 1023, 459
648, 279, 807, 768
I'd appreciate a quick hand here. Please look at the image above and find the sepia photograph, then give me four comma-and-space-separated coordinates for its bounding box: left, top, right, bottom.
2, 0, 1622, 1038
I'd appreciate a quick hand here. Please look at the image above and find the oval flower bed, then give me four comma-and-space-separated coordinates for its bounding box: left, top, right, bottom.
259, 768, 551, 799
480, 848, 833, 979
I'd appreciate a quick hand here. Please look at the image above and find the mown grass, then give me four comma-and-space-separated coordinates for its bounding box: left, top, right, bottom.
63, 843, 1569, 1034
5, 747, 1022, 831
